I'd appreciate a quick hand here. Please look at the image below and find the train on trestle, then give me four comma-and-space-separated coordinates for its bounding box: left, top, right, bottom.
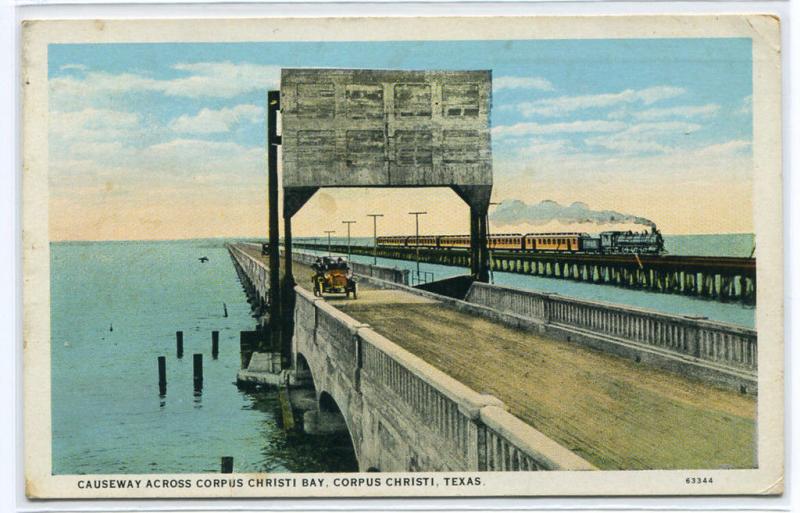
377, 227, 665, 255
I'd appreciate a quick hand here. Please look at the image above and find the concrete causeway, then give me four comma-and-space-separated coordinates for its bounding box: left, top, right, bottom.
235, 244, 756, 471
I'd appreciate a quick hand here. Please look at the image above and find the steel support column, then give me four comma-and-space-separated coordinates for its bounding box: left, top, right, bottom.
469, 207, 490, 282
281, 214, 294, 368
266, 90, 282, 354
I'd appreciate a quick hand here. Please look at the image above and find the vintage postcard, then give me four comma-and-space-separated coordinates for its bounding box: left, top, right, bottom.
22, 15, 783, 499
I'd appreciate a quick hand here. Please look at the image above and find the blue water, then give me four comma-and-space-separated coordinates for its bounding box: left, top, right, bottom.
296, 233, 756, 328
51, 240, 355, 475
50, 236, 755, 474
664, 233, 755, 257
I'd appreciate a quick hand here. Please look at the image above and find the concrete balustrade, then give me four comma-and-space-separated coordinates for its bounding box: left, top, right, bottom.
480, 406, 595, 471
466, 282, 757, 374
233, 243, 756, 393
292, 283, 594, 471
359, 327, 494, 466
241, 243, 410, 284
231, 243, 594, 471
238, 243, 409, 285
315, 300, 361, 371
285, 248, 410, 285
229, 245, 270, 305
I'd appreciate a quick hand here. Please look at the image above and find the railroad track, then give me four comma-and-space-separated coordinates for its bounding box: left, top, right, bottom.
291, 242, 757, 304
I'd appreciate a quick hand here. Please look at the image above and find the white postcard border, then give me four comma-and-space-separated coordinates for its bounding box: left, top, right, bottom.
21, 14, 784, 499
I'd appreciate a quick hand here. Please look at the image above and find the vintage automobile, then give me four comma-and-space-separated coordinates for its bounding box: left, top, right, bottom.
312, 257, 358, 299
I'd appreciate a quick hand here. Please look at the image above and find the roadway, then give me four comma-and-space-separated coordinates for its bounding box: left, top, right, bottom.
241, 245, 756, 470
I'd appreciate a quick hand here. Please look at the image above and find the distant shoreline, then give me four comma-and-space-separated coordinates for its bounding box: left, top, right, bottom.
50, 233, 756, 244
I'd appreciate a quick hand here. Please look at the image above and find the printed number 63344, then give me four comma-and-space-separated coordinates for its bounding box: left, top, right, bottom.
685, 477, 713, 484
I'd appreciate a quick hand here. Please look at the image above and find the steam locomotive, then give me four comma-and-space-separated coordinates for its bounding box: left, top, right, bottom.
377, 228, 665, 255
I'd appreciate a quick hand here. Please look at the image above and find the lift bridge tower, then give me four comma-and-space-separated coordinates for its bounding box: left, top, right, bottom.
267, 68, 493, 365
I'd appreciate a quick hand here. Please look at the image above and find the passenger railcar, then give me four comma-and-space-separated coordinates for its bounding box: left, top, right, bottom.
489, 233, 524, 251
439, 234, 471, 248
523, 233, 582, 252
376, 227, 665, 255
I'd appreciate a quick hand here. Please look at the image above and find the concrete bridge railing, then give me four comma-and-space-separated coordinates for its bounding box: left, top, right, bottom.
285, 249, 410, 285
229, 244, 270, 304
239, 242, 410, 285
229, 243, 593, 471
466, 282, 757, 373
293, 284, 595, 472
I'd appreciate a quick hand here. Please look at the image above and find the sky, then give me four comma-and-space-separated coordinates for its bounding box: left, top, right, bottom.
48, 38, 753, 241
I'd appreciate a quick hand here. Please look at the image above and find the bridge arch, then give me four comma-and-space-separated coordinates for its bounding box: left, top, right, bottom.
318, 391, 339, 413
296, 353, 311, 372
295, 353, 313, 386
316, 390, 360, 464
296, 351, 362, 466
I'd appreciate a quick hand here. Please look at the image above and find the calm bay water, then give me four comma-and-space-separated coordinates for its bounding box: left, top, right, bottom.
51, 240, 356, 475
299, 233, 756, 328
50, 234, 755, 474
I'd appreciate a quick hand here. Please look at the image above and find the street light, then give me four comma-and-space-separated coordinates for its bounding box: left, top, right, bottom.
342, 221, 356, 262
324, 230, 336, 257
409, 211, 427, 281
367, 214, 383, 265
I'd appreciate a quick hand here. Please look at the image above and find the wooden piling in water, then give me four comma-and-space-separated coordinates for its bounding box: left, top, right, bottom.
221, 456, 233, 473
212, 331, 219, 359
193, 354, 203, 389
278, 387, 295, 431
176, 331, 184, 359
157, 356, 166, 396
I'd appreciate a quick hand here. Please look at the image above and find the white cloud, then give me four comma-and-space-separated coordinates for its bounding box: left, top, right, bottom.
493, 137, 753, 194
737, 95, 753, 116
516, 86, 686, 117
59, 64, 87, 72
518, 138, 573, 157
65, 141, 128, 159
164, 62, 280, 98
50, 108, 143, 145
49, 105, 262, 194
50, 61, 281, 110
693, 139, 751, 157
148, 138, 258, 159
169, 104, 264, 133
493, 76, 554, 92
609, 104, 720, 121
493, 120, 625, 138
585, 121, 701, 154
118, 138, 263, 180
51, 137, 263, 194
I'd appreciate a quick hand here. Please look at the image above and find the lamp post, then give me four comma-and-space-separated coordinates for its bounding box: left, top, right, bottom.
324, 230, 336, 257
367, 214, 383, 265
408, 211, 427, 282
342, 221, 356, 263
